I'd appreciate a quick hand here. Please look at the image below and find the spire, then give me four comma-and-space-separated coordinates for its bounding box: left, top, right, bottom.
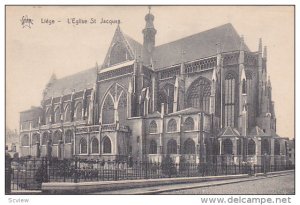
144, 6, 155, 30
263, 46, 267, 60
258, 38, 262, 53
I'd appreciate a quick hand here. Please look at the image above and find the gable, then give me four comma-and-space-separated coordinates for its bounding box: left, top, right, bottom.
102, 26, 142, 69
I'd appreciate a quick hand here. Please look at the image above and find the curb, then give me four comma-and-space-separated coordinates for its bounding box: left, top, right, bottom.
38, 169, 293, 194
42, 174, 249, 194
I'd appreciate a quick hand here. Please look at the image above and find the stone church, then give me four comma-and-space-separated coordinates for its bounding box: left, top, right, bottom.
19, 9, 289, 166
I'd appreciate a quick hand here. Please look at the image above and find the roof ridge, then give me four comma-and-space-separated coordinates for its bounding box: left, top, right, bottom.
55, 66, 97, 81
155, 23, 233, 48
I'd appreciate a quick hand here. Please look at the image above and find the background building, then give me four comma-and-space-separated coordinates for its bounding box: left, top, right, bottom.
19, 10, 289, 166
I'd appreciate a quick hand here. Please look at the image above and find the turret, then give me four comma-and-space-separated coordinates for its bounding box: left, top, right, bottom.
142, 6, 157, 66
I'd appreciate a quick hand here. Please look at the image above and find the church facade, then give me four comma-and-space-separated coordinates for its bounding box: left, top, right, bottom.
19, 10, 289, 166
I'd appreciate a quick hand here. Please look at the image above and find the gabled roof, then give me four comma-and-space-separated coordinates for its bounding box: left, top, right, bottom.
167, 107, 202, 116
43, 67, 97, 99
101, 26, 142, 69
218, 126, 240, 137
249, 126, 269, 136
153, 23, 249, 69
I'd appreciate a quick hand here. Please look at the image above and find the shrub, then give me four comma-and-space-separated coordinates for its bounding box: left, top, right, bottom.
161, 155, 177, 177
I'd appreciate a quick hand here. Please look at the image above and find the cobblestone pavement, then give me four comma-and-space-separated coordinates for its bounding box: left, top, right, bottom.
160, 173, 295, 195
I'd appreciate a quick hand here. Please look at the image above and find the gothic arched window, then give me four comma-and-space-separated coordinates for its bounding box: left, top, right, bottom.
45, 108, 51, 124
274, 139, 281, 155
184, 117, 194, 131
223, 138, 233, 155
31, 133, 40, 145
158, 84, 174, 114
261, 139, 270, 155
53, 130, 62, 145
64, 104, 71, 122
74, 102, 83, 121
167, 139, 177, 154
149, 140, 157, 154
103, 136, 112, 154
167, 119, 177, 132
248, 139, 256, 155
109, 42, 128, 66
187, 77, 211, 113
21, 134, 29, 146
117, 89, 127, 124
224, 73, 236, 127
246, 71, 253, 97
183, 138, 195, 154
149, 120, 158, 133
79, 138, 87, 154
65, 129, 73, 143
102, 83, 127, 124
42, 132, 48, 145
102, 94, 115, 124
91, 137, 99, 154
54, 107, 61, 123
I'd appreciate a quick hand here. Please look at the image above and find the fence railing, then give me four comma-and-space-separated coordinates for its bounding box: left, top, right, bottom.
6, 155, 295, 193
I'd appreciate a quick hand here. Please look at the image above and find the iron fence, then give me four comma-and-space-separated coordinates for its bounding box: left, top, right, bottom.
6, 155, 295, 192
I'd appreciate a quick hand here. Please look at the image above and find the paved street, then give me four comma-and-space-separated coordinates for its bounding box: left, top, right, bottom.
91, 172, 294, 195
161, 173, 295, 195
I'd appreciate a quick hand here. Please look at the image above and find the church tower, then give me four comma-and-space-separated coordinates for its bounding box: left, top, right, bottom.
142, 6, 157, 66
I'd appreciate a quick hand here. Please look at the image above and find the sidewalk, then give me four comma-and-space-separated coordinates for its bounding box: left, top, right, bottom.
91, 171, 293, 194
40, 170, 293, 195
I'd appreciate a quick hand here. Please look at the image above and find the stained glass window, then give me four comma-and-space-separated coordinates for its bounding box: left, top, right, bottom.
183, 138, 195, 154
187, 77, 211, 113
79, 138, 87, 154
149, 120, 158, 133
184, 117, 194, 131
64, 104, 71, 122
223, 138, 233, 155
225, 73, 236, 127
103, 137, 112, 154
149, 140, 157, 154
65, 130, 73, 143
167, 139, 177, 154
248, 139, 256, 155
91, 138, 99, 154
158, 84, 174, 114
167, 119, 177, 132
75, 102, 83, 121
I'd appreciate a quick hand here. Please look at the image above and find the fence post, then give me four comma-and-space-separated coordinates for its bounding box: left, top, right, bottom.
5, 153, 12, 194
74, 158, 78, 183
145, 161, 148, 179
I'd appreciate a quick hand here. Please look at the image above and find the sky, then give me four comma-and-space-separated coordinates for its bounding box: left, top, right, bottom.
6, 6, 294, 139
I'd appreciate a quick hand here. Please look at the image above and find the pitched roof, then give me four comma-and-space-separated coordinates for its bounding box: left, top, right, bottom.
153, 23, 249, 69
124, 34, 143, 59
249, 126, 269, 136
218, 126, 240, 137
167, 107, 202, 116
43, 67, 97, 99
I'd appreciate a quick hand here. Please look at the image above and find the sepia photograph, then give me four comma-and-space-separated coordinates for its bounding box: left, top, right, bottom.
5, 5, 295, 197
